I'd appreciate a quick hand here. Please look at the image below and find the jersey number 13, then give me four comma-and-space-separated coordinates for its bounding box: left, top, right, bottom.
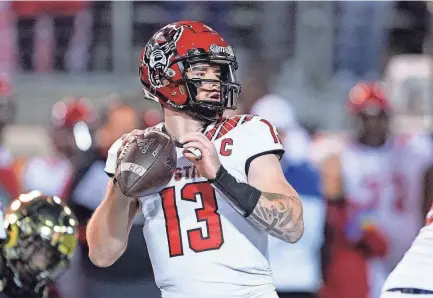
160, 182, 224, 257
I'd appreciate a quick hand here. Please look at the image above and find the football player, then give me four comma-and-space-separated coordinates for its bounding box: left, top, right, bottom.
22, 97, 95, 197
0, 191, 78, 298
321, 82, 433, 298
379, 57, 433, 297
87, 21, 304, 298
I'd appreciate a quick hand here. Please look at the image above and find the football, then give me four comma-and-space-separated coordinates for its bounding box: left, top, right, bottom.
115, 129, 177, 197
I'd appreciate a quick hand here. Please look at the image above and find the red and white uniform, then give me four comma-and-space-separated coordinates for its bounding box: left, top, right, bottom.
381, 204, 433, 295
105, 115, 284, 298
341, 134, 433, 295
22, 156, 73, 198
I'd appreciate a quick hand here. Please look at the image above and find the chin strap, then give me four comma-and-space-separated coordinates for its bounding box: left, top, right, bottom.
191, 104, 223, 123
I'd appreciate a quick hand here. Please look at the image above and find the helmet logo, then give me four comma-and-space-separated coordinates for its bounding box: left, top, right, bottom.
209, 44, 234, 58
144, 25, 184, 88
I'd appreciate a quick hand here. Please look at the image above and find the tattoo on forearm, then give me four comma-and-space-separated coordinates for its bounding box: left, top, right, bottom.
247, 192, 304, 243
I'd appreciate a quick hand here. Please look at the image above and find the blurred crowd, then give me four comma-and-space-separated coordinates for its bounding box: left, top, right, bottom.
0, 1, 432, 298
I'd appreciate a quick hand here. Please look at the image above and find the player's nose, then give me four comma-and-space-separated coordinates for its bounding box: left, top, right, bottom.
210, 83, 220, 91
202, 81, 220, 92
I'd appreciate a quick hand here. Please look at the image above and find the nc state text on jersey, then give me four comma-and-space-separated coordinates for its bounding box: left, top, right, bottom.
173, 165, 202, 180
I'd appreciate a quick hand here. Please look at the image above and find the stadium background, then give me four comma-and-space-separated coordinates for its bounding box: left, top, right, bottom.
0, 1, 431, 298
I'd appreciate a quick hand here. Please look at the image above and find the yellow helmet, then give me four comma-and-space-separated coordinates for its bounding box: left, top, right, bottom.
2, 191, 78, 290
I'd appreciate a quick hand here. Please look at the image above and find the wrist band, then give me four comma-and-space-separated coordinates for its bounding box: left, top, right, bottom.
210, 166, 261, 217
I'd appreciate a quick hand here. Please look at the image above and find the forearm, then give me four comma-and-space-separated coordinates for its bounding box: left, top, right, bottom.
247, 192, 304, 243
86, 180, 138, 267
211, 166, 304, 243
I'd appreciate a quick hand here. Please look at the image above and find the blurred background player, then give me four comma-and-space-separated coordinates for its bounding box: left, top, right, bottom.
21, 97, 93, 198
380, 120, 433, 297
67, 94, 153, 298
320, 81, 433, 298
0, 191, 78, 298
65, 95, 139, 237
21, 97, 97, 297
252, 95, 325, 298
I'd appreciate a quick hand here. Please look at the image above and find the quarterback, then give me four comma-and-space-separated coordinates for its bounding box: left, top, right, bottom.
87, 21, 304, 298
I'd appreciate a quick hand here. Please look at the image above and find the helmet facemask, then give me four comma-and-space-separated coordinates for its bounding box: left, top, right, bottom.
174, 57, 241, 122
6, 234, 66, 290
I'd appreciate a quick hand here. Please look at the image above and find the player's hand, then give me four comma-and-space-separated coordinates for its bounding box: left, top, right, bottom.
121, 129, 144, 147
179, 132, 221, 179
114, 129, 147, 200
117, 128, 145, 158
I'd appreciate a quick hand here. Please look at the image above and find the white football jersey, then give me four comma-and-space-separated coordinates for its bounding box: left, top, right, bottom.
105, 115, 284, 298
342, 135, 433, 264
22, 156, 72, 197
382, 205, 433, 292
341, 135, 433, 285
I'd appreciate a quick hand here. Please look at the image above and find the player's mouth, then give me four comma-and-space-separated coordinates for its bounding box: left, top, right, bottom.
207, 92, 220, 102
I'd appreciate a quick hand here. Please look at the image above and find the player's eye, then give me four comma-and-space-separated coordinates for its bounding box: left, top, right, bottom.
190, 71, 207, 79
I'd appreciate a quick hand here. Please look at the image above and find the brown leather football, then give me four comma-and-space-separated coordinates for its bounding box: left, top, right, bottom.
115, 130, 177, 197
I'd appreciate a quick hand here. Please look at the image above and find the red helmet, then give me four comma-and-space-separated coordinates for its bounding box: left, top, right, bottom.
347, 81, 390, 116
51, 97, 94, 153
139, 21, 241, 122
51, 96, 94, 129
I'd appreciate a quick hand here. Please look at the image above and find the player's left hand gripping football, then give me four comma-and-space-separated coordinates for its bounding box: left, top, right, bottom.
121, 128, 143, 146
179, 132, 221, 179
